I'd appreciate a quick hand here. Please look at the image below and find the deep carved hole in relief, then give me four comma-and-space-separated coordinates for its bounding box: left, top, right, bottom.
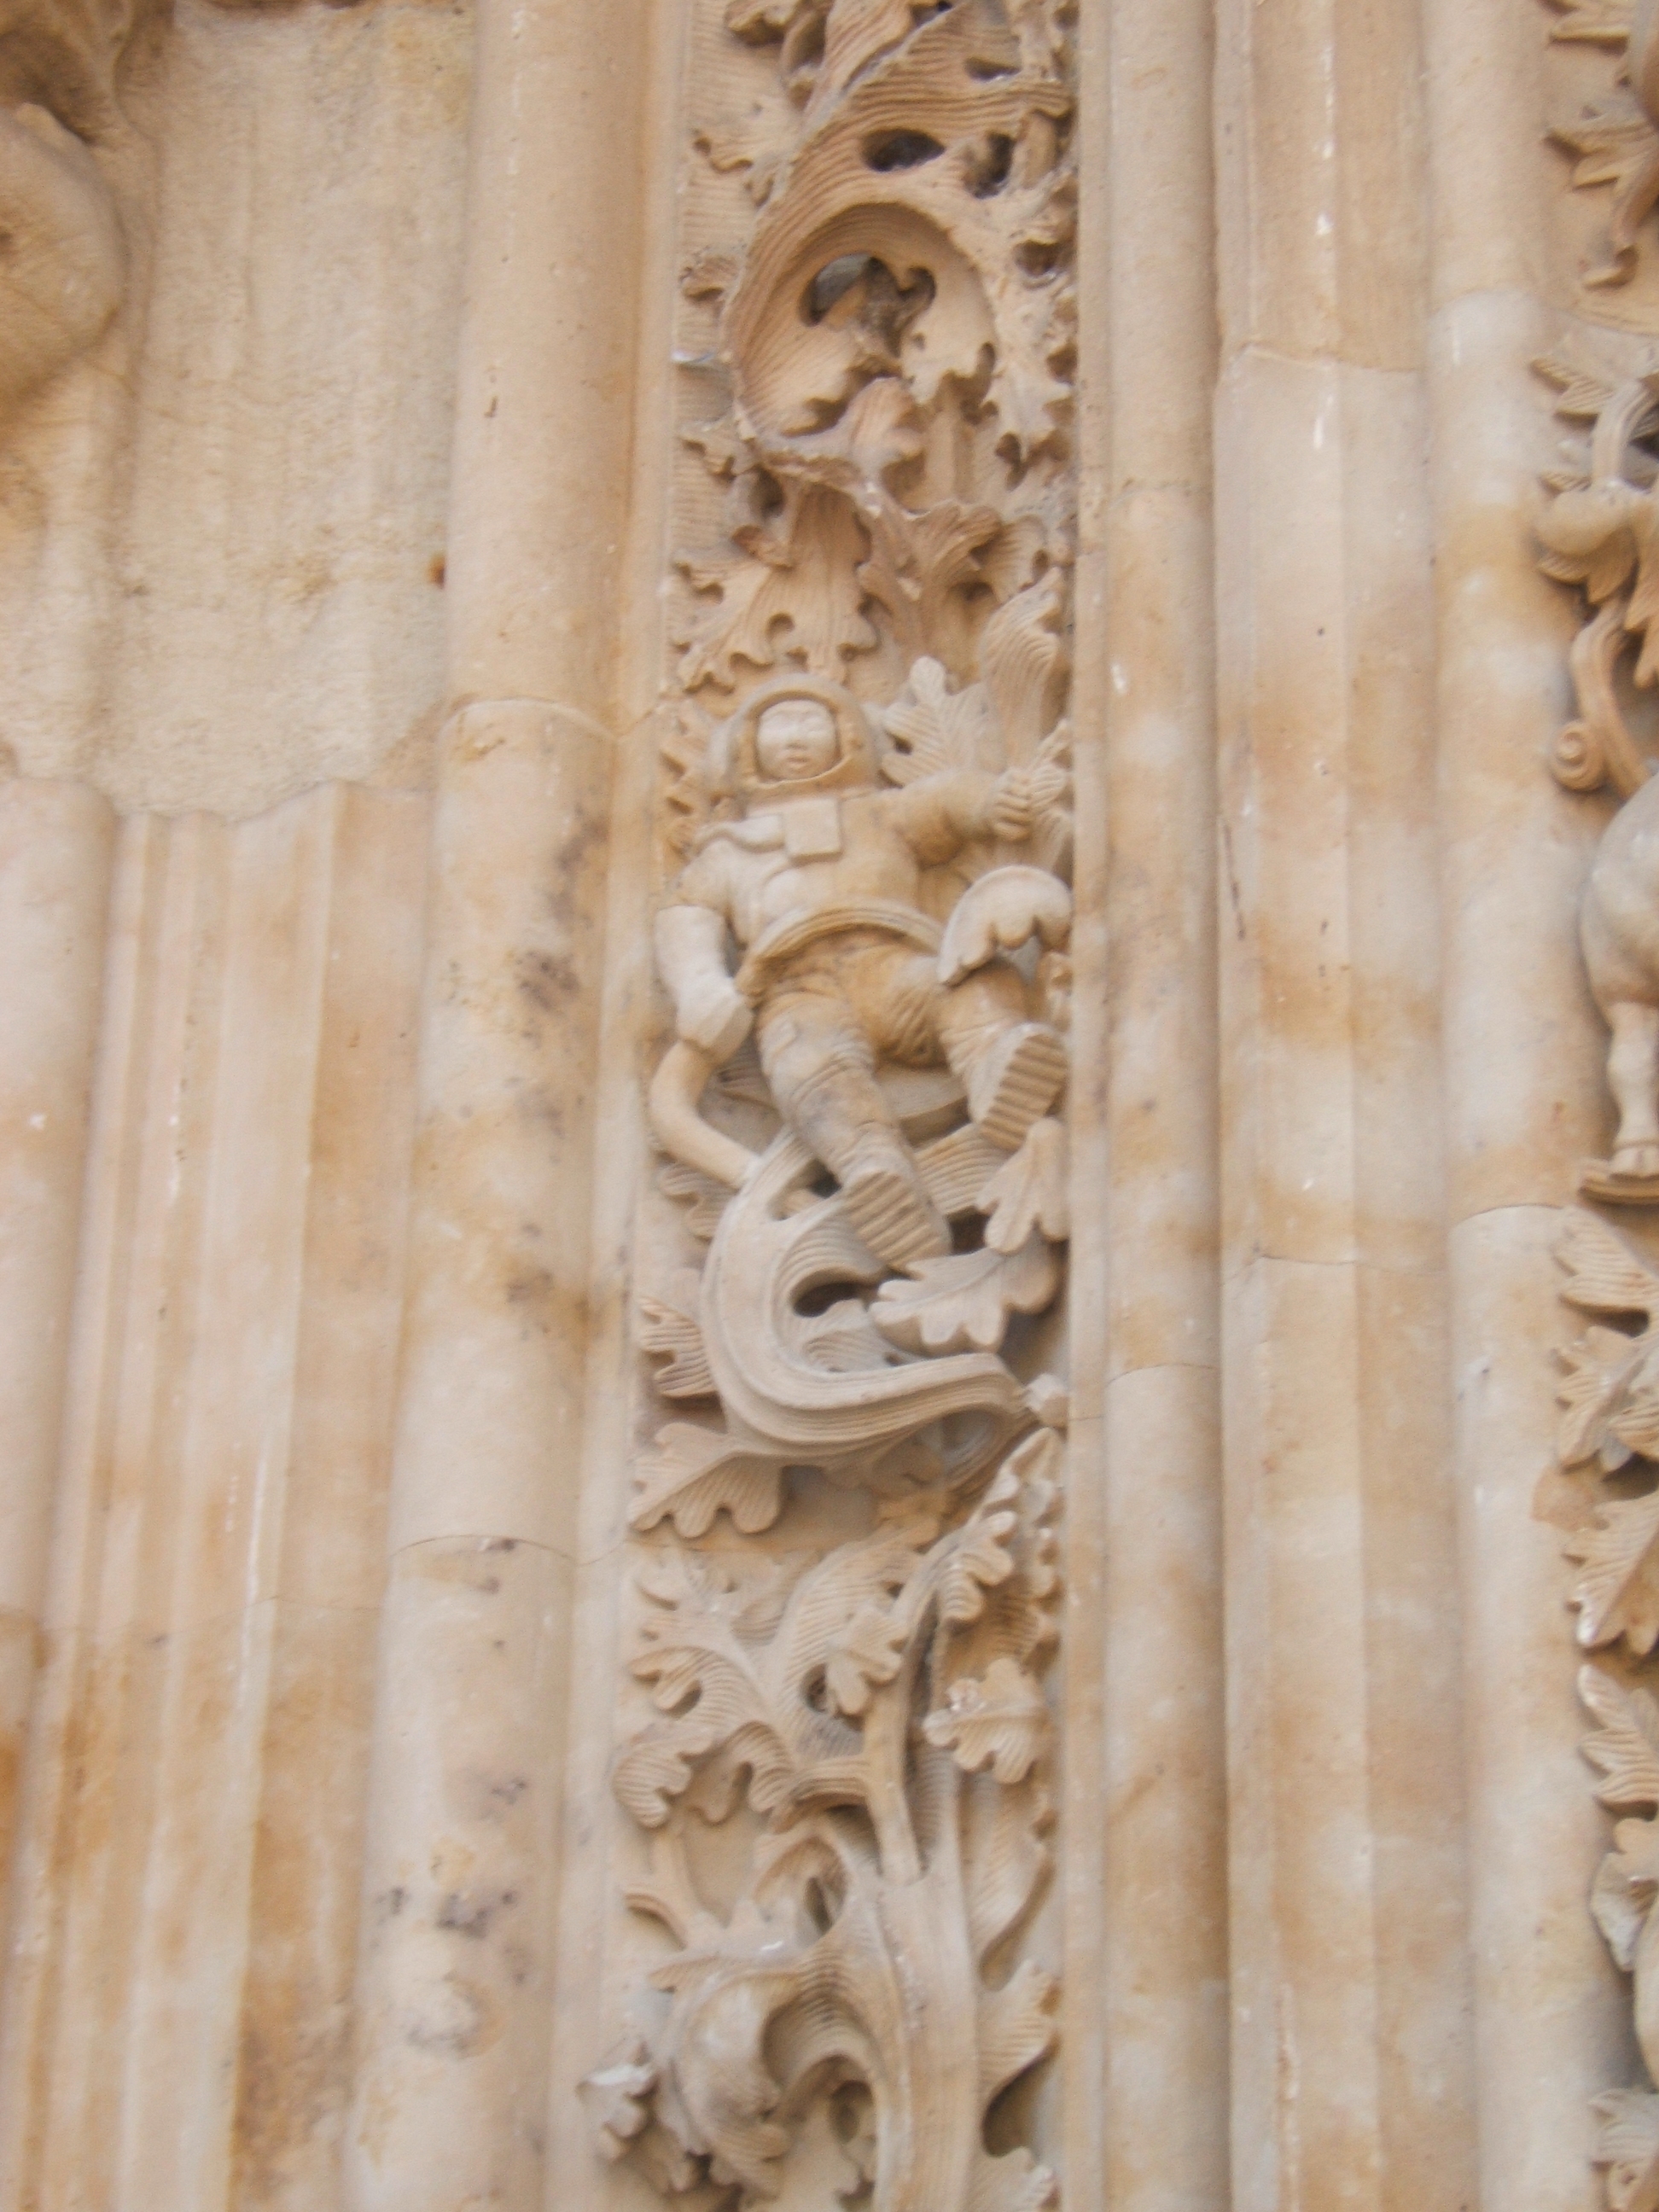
795, 1277, 872, 1316
1016, 237, 1063, 280
967, 132, 1015, 195
862, 128, 946, 172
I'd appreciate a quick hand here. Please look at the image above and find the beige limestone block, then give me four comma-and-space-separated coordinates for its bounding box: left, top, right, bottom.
26, 0, 469, 817
346, 0, 650, 2201
0, 786, 426, 2211
1215, 0, 1427, 372
1423, 0, 1551, 311
1097, 1368, 1228, 2211
346, 1539, 568, 2212
1216, 350, 1443, 1278
0, 782, 114, 1943
1066, 0, 1229, 2200
1429, 288, 1610, 1220
1215, 10, 1481, 2178
1223, 1255, 1475, 2212
1091, 486, 1221, 1384
1449, 1207, 1633, 2212
384, 704, 610, 1558
1421, 2, 1638, 2191
441, 5, 649, 717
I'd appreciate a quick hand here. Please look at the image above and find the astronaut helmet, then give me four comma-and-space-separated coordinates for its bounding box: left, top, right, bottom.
707, 675, 885, 806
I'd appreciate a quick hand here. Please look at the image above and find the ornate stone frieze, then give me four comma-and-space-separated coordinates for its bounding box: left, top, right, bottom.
1537, 355, 1659, 1202
584, 3, 1075, 2203
1546, 1208, 1659, 2209
1540, 363, 1659, 2209
1547, 0, 1659, 288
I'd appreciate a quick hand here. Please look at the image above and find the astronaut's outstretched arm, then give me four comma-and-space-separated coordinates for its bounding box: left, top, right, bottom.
655, 902, 754, 1060
896, 767, 1037, 862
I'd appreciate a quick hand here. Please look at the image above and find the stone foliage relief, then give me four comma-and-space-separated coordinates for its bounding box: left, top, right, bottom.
582, 3, 1076, 2207
1540, 357, 1659, 2206
1548, 0, 1659, 288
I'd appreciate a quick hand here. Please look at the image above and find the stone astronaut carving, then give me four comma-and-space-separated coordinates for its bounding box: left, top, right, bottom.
654, 675, 1068, 1267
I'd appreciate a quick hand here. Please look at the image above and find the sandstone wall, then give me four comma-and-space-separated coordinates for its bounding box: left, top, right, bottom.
0, 3, 1649, 2210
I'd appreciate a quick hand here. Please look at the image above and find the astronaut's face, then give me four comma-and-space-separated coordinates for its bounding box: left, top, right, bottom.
754, 698, 840, 783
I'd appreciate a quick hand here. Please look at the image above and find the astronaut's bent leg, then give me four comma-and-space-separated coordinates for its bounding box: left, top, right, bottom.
756, 995, 950, 1270
934, 962, 1068, 1152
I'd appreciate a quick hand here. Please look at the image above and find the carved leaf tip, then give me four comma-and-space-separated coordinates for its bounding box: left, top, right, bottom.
1592, 2087, 1659, 2212
1569, 1489, 1659, 1649
1545, 0, 1635, 44
1581, 1663, 1659, 1807
924, 1654, 1049, 1783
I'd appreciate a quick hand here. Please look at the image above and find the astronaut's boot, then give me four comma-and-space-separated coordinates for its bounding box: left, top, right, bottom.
839, 1134, 952, 1269
965, 1021, 1068, 1151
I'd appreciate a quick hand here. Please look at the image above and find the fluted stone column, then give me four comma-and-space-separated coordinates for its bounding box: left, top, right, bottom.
1069, 3, 1229, 2207
1424, 3, 1630, 2205
0, 783, 113, 1948
344, 3, 649, 2204
1213, 3, 1477, 2206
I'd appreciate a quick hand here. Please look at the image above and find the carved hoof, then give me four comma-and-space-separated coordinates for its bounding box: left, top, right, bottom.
841, 1156, 951, 1269
1581, 1155, 1659, 1206
968, 1023, 1068, 1152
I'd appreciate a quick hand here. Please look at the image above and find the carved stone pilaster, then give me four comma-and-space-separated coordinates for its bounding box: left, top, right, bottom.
583, 4, 1076, 2204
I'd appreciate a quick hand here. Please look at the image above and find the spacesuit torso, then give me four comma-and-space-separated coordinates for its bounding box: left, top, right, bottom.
672, 770, 999, 950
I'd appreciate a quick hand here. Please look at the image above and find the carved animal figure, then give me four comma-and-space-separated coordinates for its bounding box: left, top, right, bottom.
1583, 772, 1659, 1178
1534, 364, 1659, 1185
655, 675, 1066, 1266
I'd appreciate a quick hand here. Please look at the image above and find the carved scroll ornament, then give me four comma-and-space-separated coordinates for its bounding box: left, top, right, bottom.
584, 3, 1075, 2205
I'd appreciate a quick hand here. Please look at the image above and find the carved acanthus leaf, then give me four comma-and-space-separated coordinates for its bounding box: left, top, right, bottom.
579, 2038, 659, 2162
1556, 1214, 1659, 1470
1570, 1491, 1659, 1650
641, 1273, 717, 1400
1583, 1663, 1659, 1807
1562, 1208, 1659, 1319
1594, 2087, 1659, 2212
924, 1654, 1048, 1783
1555, 92, 1659, 288
657, 1159, 733, 1241
880, 654, 1001, 783
1549, 0, 1635, 39
870, 1234, 1060, 1356
977, 1959, 1059, 2109
1595, 1813, 1659, 1968
596, 1432, 1063, 2205
978, 1119, 1068, 1253
858, 502, 1006, 669
660, 699, 717, 857
1543, 0, 1659, 285
674, 485, 877, 690
632, 1423, 786, 1539
695, 90, 803, 205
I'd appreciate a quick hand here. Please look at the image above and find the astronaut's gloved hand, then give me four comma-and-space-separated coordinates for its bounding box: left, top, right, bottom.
678, 975, 754, 1060
988, 766, 1035, 842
